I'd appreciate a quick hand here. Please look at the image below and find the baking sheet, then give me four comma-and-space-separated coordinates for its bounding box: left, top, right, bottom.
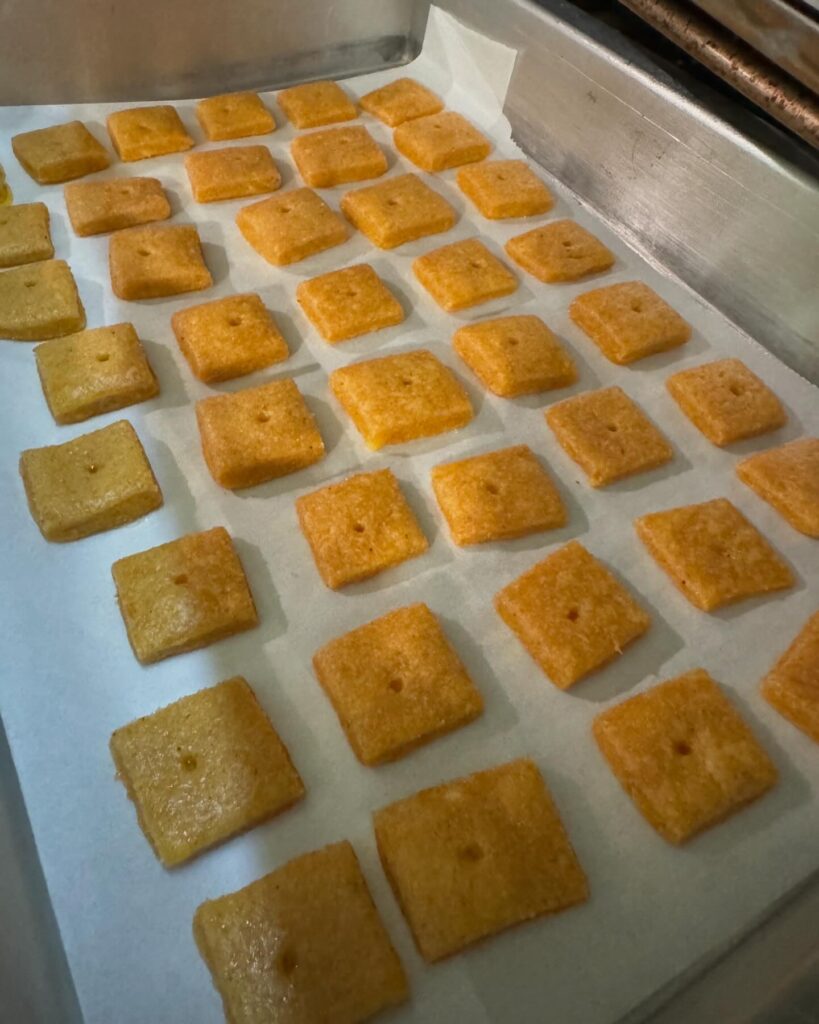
1, 7, 818, 1024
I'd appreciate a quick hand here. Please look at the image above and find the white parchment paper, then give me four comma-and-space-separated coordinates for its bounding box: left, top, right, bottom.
1, 8, 817, 1024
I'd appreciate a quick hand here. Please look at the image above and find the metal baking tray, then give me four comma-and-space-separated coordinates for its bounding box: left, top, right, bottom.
1, 1, 818, 1022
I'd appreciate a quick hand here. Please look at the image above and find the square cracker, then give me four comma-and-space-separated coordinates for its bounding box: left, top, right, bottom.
456, 160, 554, 220
330, 348, 473, 449
393, 111, 490, 172
291, 125, 387, 188
185, 145, 281, 203
374, 758, 588, 962
20, 420, 162, 543
35, 322, 158, 424
296, 263, 404, 343
296, 468, 428, 589
570, 281, 691, 364
0, 202, 54, 268
432, 444, 566, 546
635, 497, 794, 611
64, 177, 171, 237
196, 378, 325, 489
194, 841, 408, 1024
109, 224, 212, 300
666, 358, 786, 446
12, 121, 110, 184
112, 526, 258, 664
236, 188, 347, 266
196, 91, 276, 141
737, 437, 819, 537
495, 540, 650, 688
277, 80, 357, 129
110, 676, 304, 867
453, 314, 576, 397
340, 173, 456, 249
506, 220, 615, 283
0, 260, 85, 341
106, 104, 194, 161
313, 602, 483, 765
360, 77, 443, 127
172, 293, 288, 383
593, 669, 778, 844
761, 611, 819, 744
546, 385, 673, 487
413, 238, 518, 312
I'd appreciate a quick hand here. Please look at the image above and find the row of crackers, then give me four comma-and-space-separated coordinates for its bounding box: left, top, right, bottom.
3, 75, 819, 1024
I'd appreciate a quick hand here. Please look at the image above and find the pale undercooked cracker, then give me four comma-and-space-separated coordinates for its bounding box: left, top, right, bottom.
506, 219, 615, 283
761, 611, 819, 744
236, 188, 348, 265
737, 438, 819, 537
35, 322, 158, 424
172, 292, 288, 382
634, 498, 794, 611
109, 224, 212, 300
20, 419, 162, 542
296, 263, 404, 342
277, 81, 357, 129
570, 281, 691, 364
194, 841, 408, 1024
196, 378, 325, 489
330, 348, 473, 449
456, 159, 554, 219
111, 676, 303, 867
112, 526, 258, 664
185, 145, 281, 202
393, 111, 490, 172
593, 669, 778, 843
453, 314, 576, 397
413, 238, 518, 312
0, 202, 53, 267
291, 125, 387, 188
313, 602, 483, 765
12, 121, 110, 183
374, 758, 588, 962
360, 77, 443, 126
196, 91, 276, 141
340, 172, 456, 249
64, 177, 171, 236
666, 358, 786, 446
107, 105, 194, 161
432, 444, 566, 545
296, 468, 428, 589
495, 540, 650, 688
545, 385, 673, 487
0, 260, 85, 341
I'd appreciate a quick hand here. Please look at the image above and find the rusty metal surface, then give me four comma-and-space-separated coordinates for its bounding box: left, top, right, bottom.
618, 0, 819, 148
691, 0, 819, 95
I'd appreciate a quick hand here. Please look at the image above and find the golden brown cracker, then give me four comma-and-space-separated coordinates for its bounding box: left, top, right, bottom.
456, 159, 554, 219
340, 172, 456, 249
313, 602, 483, 765
761, 612, 819, 744
35, 322, 158, 424
111, 677, 304, 866
236, 187, 347, 265
393, 111, 490, 172
495, 540, 650, 688
635, 498, 794, 611
64, 177, 171, 236
330, 348, 473, 449
737, 438, 819, 538
431, 444, 566, 545
505, 219, 615, 283
196, 378, 325, 489
593, 669, 778, 843
20, 420, 162, 542
413, 238, 518, 312
185, 145, 281, 203
193, 841, 408, 1024
453, 314, 576, 397
296, 469, 428, 589
112, 526, 258, 664
296, 263, 404, 342
107, 104, 194, 161
374, 758, 588, 962
109, 224, 212, 300
0, 259, 85, 341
